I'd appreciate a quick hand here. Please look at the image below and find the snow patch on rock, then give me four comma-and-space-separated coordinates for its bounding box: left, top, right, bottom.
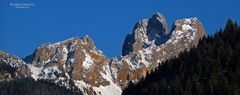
93, 64, 122, 95
92, 82, 122, 95
82, 50, 94, 69
28, 64, 43, 80
182, 24, 193, 31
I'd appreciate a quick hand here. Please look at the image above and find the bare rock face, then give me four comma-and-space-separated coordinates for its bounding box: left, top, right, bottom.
122, 12, 168, 56
112, 15, 205, 89
0, 12, 205, 95
0, 51, 31, 81
24, 36, 111, 94
172, 17, 205, 39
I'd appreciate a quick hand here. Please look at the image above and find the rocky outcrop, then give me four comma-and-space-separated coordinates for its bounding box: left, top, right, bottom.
122, 12, 168, 56
0, 51, 31, 81
24, 36, 111, 94
172, 17, 205, 39
0, 12, 205, 95
114, 14, 205, 89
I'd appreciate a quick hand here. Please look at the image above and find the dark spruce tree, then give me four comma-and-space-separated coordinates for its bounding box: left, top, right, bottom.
122, 19, 240, 95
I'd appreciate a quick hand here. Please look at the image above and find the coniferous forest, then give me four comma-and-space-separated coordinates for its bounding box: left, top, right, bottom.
0, 78, 83, 95
122, 19, 240, 95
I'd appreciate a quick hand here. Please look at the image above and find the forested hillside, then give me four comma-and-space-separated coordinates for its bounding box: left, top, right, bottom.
122, 19, 240, 95
0, 78, 83, 95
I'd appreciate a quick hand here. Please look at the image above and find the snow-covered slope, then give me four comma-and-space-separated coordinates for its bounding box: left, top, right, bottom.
0, 12, 205, 95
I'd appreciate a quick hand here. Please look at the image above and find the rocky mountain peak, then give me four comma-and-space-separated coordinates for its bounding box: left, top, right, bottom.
82, 35, 94, 46
1, 12, 206, 95
149, 12, 168, 33
23, 36, 110, 90
115, 14, 205, 89
172, 17, 205, 39
122, 12, 168, 56
0, 51, 31, 81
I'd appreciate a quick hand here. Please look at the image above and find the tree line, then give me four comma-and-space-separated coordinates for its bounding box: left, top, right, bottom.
0, 78, 83, 95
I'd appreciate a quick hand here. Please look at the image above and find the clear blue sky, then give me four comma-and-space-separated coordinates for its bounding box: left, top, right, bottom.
0, 0, 239, 58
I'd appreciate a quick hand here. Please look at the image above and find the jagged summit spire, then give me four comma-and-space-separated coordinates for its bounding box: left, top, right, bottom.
122, 12, 205, 56
82, 34, 93, 44
150, 12, 168, 33
152, 12, 163, 17
83, 34, 89, 39
122, 12, 169, 56
150, 12, 165, 21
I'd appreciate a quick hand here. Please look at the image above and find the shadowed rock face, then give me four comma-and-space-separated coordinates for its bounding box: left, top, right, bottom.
1, 12, 205, 95
122, 12, 168, 56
